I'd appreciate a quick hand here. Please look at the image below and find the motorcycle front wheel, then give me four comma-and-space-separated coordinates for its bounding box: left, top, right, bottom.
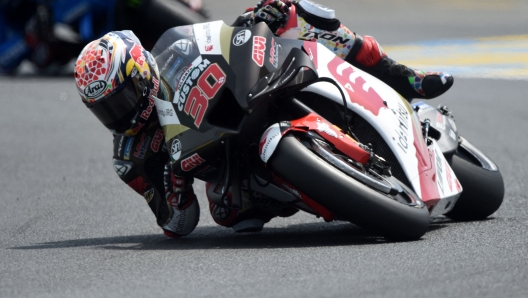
269, 134, 430, 240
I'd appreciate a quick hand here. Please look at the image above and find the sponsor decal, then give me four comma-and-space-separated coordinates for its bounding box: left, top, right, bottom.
212, 204, 230, 220
143, 188, 155, 203
167, 57, 183, 78
138, 77, 160, 121
140, 97, 156, 120
259, 124, 282, 162
151, 129, 164, 152
160, 54, 174, 73
171, 139, 182, 161
302, 41, 318, 68
392, 101, 410, 154
83, 80, 107, 99
165, 203, 189, 232
117, 136, 126, 157
435, 147, 445, 195
129, 122, 145, 136
175, 58, 210, 110
301, 31, 351, 44
128, 176, 149, 194
129, 43, 146, 66
174, 65, 192, 92
436, 111, 446, 130
327, 56, 386, 116
171, 39, 192, 56
233, 29, 252, 46
113, 163, 133, 177
182, 63, 226, 128
181, 153, 206, 171
252, 36, 266, 67
316, 122, 338, 138
148, 76, 160, 99
445, 159, 453, 192
203, 23, 213, 51
156, 106, 174, 117
269, 38, 281, 68
134, 133, 151, 159
124, 137, 134, 160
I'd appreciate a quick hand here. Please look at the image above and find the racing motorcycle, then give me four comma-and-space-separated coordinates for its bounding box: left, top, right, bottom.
151, 21, 505, 240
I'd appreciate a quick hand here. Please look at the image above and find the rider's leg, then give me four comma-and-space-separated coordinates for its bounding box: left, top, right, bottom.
112, 131, 200, 239
276, 1, 454, 100
206, 182, 298, 232
345, 34, 453, 100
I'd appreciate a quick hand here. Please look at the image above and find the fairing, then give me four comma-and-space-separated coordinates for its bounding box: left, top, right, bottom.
149, 21, 314, 178
300, 42, 462, 212
149, 21, 461, 214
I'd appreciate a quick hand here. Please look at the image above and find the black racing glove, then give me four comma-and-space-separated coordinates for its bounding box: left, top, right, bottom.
253, 0, 293, 33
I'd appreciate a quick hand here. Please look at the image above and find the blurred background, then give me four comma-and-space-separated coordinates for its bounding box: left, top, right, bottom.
1, 1, 528, 298
2, 0, 527, 77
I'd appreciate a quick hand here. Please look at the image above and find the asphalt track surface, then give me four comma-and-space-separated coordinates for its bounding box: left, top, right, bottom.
1, 1, 528, 297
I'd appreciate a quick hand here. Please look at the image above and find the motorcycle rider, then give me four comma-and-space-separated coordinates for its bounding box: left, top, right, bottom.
74, 0, 454, 238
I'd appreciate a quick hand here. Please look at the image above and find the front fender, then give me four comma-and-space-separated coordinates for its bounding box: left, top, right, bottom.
259, 113, 371, 164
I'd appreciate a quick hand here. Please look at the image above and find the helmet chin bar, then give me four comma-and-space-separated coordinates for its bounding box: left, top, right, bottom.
109, 97, 148, 136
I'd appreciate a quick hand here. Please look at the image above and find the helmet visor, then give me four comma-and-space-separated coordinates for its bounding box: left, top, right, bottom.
85, 77, 143, 133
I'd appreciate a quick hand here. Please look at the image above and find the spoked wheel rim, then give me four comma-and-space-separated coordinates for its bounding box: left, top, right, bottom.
309, 136, 423, 208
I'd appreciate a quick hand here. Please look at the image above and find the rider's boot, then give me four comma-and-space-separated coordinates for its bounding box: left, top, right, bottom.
345, 34, 454, 100
162, 172, 200, 238
206, 182, 298, 233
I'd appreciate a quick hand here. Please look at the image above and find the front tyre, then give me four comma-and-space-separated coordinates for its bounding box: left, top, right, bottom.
445, 137, 504, 220
269, 134, 430, 240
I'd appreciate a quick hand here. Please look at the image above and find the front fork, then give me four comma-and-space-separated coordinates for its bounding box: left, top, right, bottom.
258, 109, 375, 221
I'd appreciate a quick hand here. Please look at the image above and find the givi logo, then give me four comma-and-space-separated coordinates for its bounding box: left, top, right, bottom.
252, 36, 266, 67
181, 153, 206, 171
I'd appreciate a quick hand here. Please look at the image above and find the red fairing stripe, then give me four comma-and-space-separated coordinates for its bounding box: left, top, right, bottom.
287, 113, 370, 164
302, 41, 319, 69
410, 117, 440, 211
273, 174, 335, 222
327, 55, 387, 117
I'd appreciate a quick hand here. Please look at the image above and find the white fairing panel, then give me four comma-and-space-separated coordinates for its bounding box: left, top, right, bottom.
427, 140, 463, 215
194, 21, 224, 55
260, 123, 283, 163
303, 43, 424, 196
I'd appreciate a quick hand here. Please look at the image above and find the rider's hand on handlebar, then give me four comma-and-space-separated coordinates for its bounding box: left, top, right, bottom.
253, 0, 293, 33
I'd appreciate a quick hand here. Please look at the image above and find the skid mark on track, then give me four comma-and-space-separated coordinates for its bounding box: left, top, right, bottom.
383, 35, 528, 80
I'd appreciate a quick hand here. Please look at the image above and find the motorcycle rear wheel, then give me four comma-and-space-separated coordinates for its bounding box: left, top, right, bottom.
445, 137, 504, 220
269, 134, 430, 240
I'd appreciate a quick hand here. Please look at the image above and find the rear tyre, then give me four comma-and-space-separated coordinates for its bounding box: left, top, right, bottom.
445, 137, 504, 220
269, 134, 430, 240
